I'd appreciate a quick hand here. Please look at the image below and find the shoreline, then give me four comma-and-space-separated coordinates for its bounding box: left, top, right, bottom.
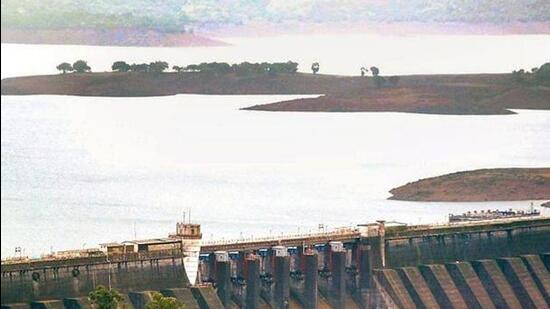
0, 28, 228, 47
389, 168, 550, 202
2, 71, 549, 115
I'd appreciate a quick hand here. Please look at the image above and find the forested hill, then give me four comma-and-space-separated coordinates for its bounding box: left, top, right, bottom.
2, 0, 549, 32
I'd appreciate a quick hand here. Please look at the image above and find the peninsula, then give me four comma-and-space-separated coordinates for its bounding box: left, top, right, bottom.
388, 168, 550, 202
2, 62, 549, 116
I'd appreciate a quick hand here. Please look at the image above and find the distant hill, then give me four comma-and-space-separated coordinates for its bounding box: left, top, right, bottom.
3, 0, 550, 32
2, 0, 549, 45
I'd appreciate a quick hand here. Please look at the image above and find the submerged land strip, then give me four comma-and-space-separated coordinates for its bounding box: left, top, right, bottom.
389, 168, 550, 202
2, 64, 549, 115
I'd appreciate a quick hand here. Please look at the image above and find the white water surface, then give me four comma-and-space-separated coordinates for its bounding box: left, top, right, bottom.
1, 35, 550, 257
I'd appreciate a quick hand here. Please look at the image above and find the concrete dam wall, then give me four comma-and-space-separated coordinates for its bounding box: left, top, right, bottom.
2, 217, 550, 307
385, 222, 550, 267
1, 256, 189, 304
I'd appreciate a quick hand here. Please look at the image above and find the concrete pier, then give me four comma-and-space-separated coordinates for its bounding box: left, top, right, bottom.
520, 254, 550, 305
374, 269, 415, 308
397, 267, 440, 309
214, 251, 231, 307
496, 257, 547, 308
358, 245, 373, 290
272, 246, 290, 309
471, 259, 522, 309
445, 262, 495, 309
303, 252, 318, 309
245, 255, 260, 309
418, 264, 468, 308
329, 241, 346, 308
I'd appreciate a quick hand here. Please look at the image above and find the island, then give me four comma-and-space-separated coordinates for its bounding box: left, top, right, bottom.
388, 168, 550, 202
2, 61, 549, 116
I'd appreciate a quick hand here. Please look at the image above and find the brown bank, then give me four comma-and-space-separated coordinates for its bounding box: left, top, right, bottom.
2, 72, 550, 115
389, 168, 550, 202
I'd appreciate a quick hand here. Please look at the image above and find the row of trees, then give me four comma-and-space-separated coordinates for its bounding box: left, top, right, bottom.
112, 61, 169, 73
512, 63, 550, 85
56, 60, 91, 74
89, 285, 184, 309
110, 60, 300, 75
56, 59, 399, 87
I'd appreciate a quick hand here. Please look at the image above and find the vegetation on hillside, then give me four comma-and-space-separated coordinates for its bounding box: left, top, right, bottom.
512, 63, 550, 85
89, 285, 123, 309
56, 60, 91, 73
146, 292, 185, 309
109, 60, 299, 75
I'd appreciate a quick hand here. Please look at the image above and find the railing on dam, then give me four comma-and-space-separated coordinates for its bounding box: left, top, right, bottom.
1, 249, 185, 273
202, 227, 359, 245
200, 216, 550, 253
200, 227, 362, 253
385, 216, 550, 239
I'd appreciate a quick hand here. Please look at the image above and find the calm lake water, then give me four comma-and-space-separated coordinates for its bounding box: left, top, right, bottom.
1, 35, 550, 258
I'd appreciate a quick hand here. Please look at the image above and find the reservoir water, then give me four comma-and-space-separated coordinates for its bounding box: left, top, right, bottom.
1, 35, 550, 257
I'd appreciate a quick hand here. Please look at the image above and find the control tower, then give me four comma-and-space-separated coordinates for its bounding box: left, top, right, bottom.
170, 221, 202, 285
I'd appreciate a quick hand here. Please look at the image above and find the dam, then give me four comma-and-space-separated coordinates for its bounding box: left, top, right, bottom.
2, 216, 550, 308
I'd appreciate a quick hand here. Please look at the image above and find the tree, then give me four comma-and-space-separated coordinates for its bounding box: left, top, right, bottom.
269, 61, 298, 74
73, 60, 91, 73
185, 64, 200, 72
311, 62, 320, 74
512, 69, 525, 83
146, 292, 185, 309
56, 62, 73, 74
360, 67, 368, 77
370, 66, 380, 77
172, 65, 183, 72
89, 285, 123, 309
534, 62, 550, 85
149, 61, 169, 73
369, 66, 384, 88
112, 61, 131, 72
130, 63, 150, 72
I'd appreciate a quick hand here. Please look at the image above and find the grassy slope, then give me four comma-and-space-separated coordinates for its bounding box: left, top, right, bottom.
2, 72, 549, 115
388, 168, 550, 202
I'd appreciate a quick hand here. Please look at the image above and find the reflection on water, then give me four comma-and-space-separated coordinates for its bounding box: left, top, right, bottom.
2, 94, 549, 257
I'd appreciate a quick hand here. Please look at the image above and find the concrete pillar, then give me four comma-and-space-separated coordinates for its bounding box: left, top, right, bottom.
295, 245, 305, 272
359, 245, 373, 289
304, 252, 318, 309
273, 246, 290, 309
359, 221, 386, 269
238, 251, 247, 277
329, 241, 346, 309
257, 248, 270, 275
245, 255, 260, 309
214, 251, 231, 307
506, 229, 513, 256
208, 253, 216, 281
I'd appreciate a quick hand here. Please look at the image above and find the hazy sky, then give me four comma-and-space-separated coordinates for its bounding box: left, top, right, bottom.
2, 0, 550, 31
